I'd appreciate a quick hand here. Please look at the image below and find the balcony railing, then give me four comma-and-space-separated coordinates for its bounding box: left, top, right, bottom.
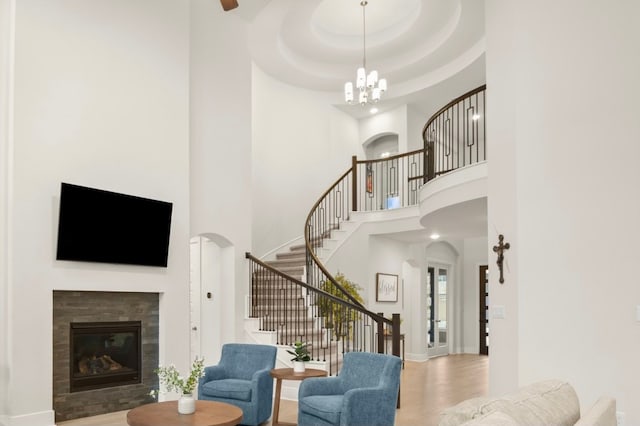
423, 85, 486, 180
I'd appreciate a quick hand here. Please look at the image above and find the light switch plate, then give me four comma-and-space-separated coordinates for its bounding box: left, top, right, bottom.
492, 305, 506, 319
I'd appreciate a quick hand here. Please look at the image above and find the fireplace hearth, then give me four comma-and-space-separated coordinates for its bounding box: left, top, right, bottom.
70, 321, 141, 392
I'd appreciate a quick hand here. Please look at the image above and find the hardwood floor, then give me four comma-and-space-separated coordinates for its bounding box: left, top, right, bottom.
58, 354, 488, 426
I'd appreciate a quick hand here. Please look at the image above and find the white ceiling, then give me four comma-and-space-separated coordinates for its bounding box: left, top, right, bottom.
229, 0, 487, 240
231, 0, 486, 119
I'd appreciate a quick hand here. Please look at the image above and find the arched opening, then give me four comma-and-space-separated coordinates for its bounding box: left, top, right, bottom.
189, 233, 235, 365
364, 133, 399, 160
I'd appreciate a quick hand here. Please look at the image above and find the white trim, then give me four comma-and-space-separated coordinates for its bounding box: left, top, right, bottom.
0, 0, 15, 419
6, 410, 55, 426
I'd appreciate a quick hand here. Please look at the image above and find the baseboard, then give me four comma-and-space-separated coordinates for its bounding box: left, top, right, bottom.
4, 410, 55, 426
406, 352, 429, 362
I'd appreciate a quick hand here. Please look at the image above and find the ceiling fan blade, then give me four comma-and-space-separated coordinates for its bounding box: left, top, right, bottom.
220, 0, 239, 11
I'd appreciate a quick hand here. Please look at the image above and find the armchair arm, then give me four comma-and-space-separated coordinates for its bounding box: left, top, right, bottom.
341, 387, 396, 426
299, 376, 343, 398
251, 367, 274, 398
252, 367, 275, 422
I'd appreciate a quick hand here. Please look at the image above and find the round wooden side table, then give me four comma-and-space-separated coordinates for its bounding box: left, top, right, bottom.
270, 367, 328, 426
126, 400, 243, 426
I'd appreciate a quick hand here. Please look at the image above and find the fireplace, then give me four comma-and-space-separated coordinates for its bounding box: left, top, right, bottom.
53, 291, 158, 421
69, 321, 141, 392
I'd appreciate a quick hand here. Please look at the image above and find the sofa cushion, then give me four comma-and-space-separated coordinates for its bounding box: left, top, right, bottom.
480, 380, 580, 426
462, 411, 519, 425
575, 396, 617, 426
439, 397, 492, 426
299, 395, 343, 425
199, 378, 252, 401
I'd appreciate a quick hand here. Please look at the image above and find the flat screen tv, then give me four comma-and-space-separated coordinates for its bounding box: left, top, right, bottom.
56, 183, 173, 267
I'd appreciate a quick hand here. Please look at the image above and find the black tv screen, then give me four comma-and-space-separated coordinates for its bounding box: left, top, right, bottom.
56, 183, 173, 267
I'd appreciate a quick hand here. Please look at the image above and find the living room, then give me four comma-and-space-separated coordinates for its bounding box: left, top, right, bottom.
2, 1, 640, 425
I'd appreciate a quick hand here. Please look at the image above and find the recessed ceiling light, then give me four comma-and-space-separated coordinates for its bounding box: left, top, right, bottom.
430, 233, 440, 240
370, 107, 378, 114
472, 113, 481, 121
380, 152, 390, 158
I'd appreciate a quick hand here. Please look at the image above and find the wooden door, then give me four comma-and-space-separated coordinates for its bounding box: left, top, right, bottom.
479, 265, 489, 355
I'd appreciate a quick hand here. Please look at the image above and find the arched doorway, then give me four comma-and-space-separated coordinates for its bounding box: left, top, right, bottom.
189, 234, 234, 365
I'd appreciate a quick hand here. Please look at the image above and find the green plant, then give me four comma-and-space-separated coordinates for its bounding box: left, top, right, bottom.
287, 341, 311, 362
319, 273, 364, 339
152, 357, 205, 396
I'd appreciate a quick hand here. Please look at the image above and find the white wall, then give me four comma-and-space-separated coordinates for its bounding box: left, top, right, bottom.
189, 0, 252, 343
251, 66, 360, 257
5, 1, 191, 423
360, 105, 409, 152
0, 0, 12, 421
487, 0, 640, 422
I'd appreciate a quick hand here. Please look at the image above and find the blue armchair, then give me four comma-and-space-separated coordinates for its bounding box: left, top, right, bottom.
198, 343, 277, 426
298, 352, 402, 426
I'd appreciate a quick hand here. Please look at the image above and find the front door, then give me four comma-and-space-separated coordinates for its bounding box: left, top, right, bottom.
427, 266, 449, 357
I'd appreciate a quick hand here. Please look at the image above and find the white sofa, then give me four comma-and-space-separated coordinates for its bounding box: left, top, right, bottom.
439, 380, 616, 426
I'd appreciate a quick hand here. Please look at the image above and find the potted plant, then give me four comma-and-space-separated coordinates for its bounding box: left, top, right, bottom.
318, 273, 364, 340
152, 357, 205, 414
287, 341, 311, 373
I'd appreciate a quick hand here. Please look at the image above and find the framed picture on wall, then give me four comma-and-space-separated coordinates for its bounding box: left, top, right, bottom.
376, 273, 398, 302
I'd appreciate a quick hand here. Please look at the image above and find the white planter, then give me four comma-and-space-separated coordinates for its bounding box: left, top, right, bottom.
178, 393, 196, 414
293, 361, 306, 373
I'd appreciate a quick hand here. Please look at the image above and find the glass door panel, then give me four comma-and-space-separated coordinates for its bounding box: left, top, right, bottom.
437, 268, 448, 348
427, 265, 449, 357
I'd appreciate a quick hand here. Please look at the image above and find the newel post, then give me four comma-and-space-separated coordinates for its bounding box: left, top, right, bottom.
392, 313, 401, 409
391, 313, 401, 359
351, 155, 358, 212
376, 312, 385, 354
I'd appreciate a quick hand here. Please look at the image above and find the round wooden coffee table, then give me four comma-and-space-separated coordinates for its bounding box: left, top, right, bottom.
127, 400, 242, 426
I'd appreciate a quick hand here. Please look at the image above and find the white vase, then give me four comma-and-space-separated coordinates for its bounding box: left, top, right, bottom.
178, 393, 196, 415
293, 361, 306, 373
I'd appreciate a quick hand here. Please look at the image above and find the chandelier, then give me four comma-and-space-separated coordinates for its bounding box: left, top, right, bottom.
344, 1, 387, 105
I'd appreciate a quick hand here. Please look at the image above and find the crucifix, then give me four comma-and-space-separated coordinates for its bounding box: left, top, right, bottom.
492, 234, 510, 284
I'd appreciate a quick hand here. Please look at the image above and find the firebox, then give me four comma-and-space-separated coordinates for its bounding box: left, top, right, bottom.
69, 321, 141, 392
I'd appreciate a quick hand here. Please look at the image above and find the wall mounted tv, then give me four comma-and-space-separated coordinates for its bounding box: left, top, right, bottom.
56, 183, 173, 267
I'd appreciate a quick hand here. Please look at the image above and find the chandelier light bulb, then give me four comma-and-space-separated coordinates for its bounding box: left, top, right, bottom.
345, 82, 354, 104
356, 67, 366, 89
378, 78, 387, 93
372, 87, 381, 102
359, 90, 368, 106
367, 70, 378, 88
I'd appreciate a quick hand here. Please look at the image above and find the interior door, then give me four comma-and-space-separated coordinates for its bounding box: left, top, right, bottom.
189, 238, 202, 360
479, 265, 489, 355
427, 266, 449, 357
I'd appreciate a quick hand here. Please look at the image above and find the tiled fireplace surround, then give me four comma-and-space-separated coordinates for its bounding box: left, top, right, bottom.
52, 291, 159, 422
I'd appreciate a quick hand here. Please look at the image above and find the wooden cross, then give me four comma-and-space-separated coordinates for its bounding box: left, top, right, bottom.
492, 234, 510, 284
